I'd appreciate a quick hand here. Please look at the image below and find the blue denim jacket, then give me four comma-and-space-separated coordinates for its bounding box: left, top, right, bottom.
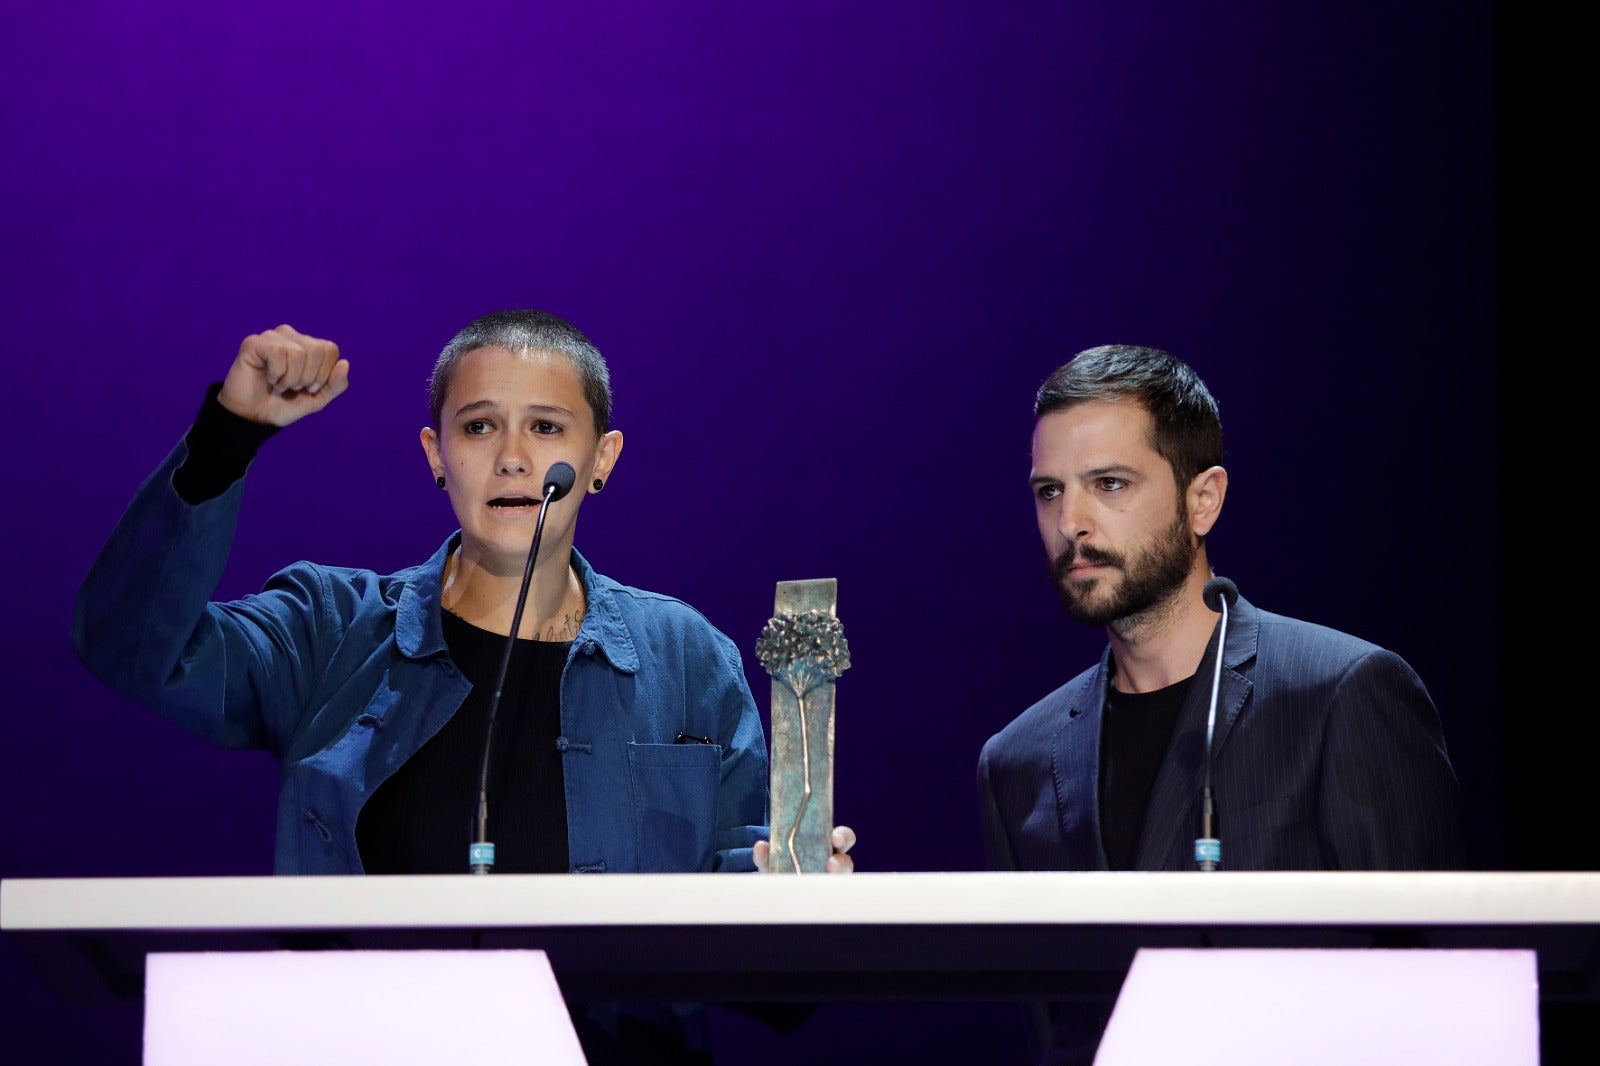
73, 438, 770, 876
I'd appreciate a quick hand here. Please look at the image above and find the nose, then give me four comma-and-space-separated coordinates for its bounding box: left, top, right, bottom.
496, 435, 532, 477
1054, 484, 1092, 542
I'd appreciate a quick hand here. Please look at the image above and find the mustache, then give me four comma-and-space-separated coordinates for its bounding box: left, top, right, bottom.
1051, 543, 1121, 582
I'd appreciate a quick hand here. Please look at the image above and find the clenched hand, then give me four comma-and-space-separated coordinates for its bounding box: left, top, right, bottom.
218, 324, 350, 427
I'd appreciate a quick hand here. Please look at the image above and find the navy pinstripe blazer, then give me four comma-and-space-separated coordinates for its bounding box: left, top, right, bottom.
978, 593, 1465, 871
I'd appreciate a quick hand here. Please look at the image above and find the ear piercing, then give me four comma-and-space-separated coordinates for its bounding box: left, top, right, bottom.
592, 478, 604, 492
436, 476, 446, 489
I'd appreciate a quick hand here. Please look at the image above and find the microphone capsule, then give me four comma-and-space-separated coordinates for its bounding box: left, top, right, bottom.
543, 461, 578, 501
1203, 576, 1238, 612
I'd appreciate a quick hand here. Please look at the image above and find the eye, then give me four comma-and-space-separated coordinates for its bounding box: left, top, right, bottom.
463, 418, 494, 436
1096, 477, 1128, 493
532, 420, 562, 436
1034, 483, 1062, 502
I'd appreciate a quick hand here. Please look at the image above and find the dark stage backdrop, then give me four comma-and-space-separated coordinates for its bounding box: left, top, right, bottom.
2, 3, 1505, 1063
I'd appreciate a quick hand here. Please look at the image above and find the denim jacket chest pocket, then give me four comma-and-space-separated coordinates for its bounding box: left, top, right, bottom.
626, 741, 722, 872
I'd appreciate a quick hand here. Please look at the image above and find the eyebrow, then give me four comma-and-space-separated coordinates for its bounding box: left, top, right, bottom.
451, 400, 576, 420
1029, 464, 1141, 488
1081, 463, 1141, 480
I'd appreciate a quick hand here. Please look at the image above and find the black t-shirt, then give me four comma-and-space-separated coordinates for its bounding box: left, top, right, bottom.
1099, 675, 1192, 870
357, 612, 570, 874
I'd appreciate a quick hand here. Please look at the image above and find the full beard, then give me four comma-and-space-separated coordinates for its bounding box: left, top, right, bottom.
1050, 509, 1198, 628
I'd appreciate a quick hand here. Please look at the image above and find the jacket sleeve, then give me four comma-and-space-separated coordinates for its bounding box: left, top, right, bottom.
71, 437, 330, 758
710, 632, 770, 872
1317, 646, 1466, 869
977, 741, 1022, 872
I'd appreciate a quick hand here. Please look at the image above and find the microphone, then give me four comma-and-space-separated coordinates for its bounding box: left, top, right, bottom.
1201, 577, 1236, 613
541, 462, 578, 503
468, 461, 578, 874
1195, 576, 1238, 872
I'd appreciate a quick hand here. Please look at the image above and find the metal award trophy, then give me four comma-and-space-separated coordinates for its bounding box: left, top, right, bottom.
755, 578, 850, 874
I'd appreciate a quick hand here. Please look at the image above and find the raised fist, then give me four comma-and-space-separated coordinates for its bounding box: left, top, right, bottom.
218, 324, 350, 427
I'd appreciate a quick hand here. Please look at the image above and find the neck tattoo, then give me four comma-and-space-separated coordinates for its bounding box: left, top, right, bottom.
540, 608, 584, 642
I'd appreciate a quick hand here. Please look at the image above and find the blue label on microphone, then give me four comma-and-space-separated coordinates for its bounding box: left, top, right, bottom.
469, 842, 496, 867
1194, 838, 1221, 865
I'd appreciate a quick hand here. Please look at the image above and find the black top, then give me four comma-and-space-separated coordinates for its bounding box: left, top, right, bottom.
173, 383, 279, 502
357, 613, 570, 874
1099, 675, 1192, 870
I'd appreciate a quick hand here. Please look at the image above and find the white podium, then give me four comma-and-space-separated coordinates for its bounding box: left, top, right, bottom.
4, 871, 1597, 1061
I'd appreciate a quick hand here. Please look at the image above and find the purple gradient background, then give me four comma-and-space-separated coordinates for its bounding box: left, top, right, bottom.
2, 2, 1518, 1062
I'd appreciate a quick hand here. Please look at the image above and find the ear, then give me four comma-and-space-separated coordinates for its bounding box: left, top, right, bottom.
590, 429, 624, 491
419, 426, 443, 482
1188, 465, 1227, 537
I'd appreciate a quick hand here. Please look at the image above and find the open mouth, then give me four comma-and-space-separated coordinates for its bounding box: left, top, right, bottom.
488, 495, 542, 510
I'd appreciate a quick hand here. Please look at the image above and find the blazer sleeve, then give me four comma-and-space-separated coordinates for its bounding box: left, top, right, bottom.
1317, 646, 1466, 869
977, 742, 1022, 872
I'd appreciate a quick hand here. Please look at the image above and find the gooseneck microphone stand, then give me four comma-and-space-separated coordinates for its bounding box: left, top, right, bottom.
469, 461, 577, 874
1195, 575, 1237, 872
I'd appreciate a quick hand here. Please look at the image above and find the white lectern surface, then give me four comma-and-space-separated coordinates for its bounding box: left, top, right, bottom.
7, 870, 1600, 928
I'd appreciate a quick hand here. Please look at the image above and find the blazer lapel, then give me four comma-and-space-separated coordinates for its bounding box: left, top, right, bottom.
1052, 650, 1112, 871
